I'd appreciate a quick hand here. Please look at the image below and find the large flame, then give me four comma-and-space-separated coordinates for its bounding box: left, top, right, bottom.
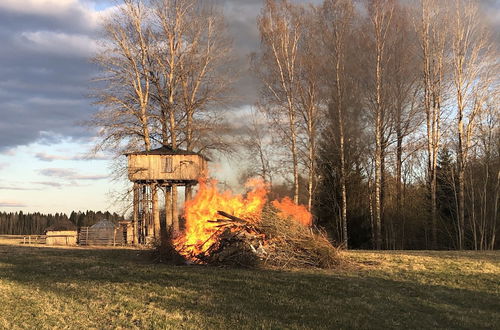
178, 178, 267, 256
176, 177, 312, 258
272, 197, 312, 226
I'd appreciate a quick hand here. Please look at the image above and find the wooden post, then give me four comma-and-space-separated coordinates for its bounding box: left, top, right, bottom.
160, 186, 172, 253
142, 185, 148, 239
185, 184, 193, 202
133, 183, 139, 245
152, 183, 160, 240
165, 185, 173, 230
172, 184, 179, 233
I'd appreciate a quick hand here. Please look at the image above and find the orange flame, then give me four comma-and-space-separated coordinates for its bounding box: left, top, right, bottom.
178, 178, 267, 256
272, 197, 312, 227
176, 177, 312, 259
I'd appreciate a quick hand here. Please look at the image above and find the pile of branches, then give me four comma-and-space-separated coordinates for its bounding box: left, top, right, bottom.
188, 206, 341, 269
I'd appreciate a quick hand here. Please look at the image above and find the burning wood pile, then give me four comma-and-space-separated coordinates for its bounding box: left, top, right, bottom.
173, 179, 341, 269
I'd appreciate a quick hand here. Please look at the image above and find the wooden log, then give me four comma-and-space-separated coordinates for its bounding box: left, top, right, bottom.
216, 211, 248, 223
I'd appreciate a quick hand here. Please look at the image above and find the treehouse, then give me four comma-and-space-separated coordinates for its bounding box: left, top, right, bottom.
125, 146, 209, 244
126, 146, 208, 183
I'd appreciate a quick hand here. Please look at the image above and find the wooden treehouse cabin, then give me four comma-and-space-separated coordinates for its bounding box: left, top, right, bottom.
125, 146, 208, 244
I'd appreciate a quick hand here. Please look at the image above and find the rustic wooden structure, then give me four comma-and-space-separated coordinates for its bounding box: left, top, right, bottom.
45, 220, 78, 246
119, 220, 134, 244
125, 146, 208, 244
78, 220, 124, 246
21, 235, 46, 245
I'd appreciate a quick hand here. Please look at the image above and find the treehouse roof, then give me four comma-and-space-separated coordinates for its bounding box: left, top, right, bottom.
124, 146, 210, 161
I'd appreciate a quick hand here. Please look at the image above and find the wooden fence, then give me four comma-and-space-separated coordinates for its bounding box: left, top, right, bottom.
0, 235, 46, 245
21, 235, 46, 245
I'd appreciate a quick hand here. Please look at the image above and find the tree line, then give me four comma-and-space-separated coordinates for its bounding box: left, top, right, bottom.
242, 0, 498, 250
0, 211, 123, 235
90, 0, 498, 250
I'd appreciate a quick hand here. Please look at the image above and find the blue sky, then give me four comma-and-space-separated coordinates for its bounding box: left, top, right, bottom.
0, 140, 119, 213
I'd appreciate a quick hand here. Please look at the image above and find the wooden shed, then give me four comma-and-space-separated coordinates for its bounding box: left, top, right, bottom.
125, 146, 208, 183
45, 220, 78, 246
79, 220, 124, 246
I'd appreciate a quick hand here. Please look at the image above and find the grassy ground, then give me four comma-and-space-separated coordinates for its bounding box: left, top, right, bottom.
0, 239, 498, 329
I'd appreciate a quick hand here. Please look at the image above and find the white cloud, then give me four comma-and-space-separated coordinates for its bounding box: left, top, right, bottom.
0, 149, 16, 156
0, 186, 40, 191
0, 0, 107, 30
39, 168, 108, 180
33, 181, 64, 188
20, 31, 101, 58
35, 152, 109, 161
0, 0, 78, 15
26, 96, 85, 107
0, 200, 27, 207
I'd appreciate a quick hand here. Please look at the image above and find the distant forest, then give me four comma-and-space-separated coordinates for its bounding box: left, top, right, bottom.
0, 211, 124, 235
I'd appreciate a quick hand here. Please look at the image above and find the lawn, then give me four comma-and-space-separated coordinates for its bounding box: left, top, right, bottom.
0, 239, 498, 329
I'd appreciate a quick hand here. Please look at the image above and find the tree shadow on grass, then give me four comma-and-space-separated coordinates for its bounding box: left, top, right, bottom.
0, 244, 498, 329
352, 249, 500, 263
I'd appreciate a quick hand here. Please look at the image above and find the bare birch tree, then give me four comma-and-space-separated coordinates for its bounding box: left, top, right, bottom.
477, 91, 500, 250
449, 0, 497, 249
385, 2, 421, 249
416, 0, 449, 249
92, 0, 154, 153
241, 108, 275, 185
147, 0, 233, 231
91, 0, 155, 245
149, 0, 195, 233
318, 0, 355, 247
294, 6, 325, 213
362, 0, 395, 249
256, 0, 302, 204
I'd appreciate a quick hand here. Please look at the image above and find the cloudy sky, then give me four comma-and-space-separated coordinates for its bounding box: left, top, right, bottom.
0, 0, 269, 214
0, 0, 498, 214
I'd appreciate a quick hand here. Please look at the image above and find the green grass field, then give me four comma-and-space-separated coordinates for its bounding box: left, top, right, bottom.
0, 238, 498, 329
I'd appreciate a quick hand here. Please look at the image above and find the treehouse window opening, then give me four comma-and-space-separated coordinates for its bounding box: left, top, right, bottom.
163, 157, 173, 173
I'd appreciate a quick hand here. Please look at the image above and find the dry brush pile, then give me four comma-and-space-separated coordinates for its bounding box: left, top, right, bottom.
176, 205, 342, 269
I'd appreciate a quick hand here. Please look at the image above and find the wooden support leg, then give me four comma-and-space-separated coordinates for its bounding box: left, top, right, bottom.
152, 183, 160, 241
142, 184, 154, 242
172, 184, 179, 233
185, 184, 193, 202
133, 183, 139, 245
165, 186, 173, 230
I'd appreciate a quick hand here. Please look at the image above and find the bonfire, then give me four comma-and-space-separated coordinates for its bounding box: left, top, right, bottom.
173, 178, 340, 269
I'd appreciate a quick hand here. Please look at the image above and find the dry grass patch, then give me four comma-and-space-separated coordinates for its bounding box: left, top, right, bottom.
0, 240, 498, 329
